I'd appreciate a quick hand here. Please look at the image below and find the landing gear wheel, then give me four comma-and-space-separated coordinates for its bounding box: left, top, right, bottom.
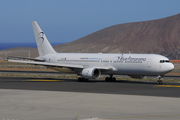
157, 75, 163, 85
78, 77, 82, 82
160, 81, 162, 84
105, 76, 116, 82
105, 77, 108, 82
78, 77, 89, 82
85, 79, 89, 82
112, 77, 116, 82
157, 80, 163, 85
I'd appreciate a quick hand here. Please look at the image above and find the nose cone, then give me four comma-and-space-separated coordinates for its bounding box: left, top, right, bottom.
161, 63, 174, 74
172, 63, 174, 69
171, 63, 174, 70
167, 63, 174, 72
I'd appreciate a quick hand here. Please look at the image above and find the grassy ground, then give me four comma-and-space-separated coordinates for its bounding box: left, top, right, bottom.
0, 72, 179, 83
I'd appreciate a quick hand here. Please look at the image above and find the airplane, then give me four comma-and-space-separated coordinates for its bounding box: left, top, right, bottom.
7, 21, 174, 84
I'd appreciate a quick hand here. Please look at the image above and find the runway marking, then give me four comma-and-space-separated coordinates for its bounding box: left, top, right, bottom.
103, 114, 180, 119
153, 85, 180, 88
25, 79, 64, 82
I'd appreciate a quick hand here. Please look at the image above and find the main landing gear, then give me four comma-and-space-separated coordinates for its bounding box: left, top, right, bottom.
105, 75, 116, 82
78, 77, 89, 82
157, 75, 164, 84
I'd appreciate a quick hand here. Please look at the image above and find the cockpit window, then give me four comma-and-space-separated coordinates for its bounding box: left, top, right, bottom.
160, 60, 171, 63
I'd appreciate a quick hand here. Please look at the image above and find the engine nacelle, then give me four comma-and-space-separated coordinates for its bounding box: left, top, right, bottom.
81, 68, 101, 79
129, 75, 146, 79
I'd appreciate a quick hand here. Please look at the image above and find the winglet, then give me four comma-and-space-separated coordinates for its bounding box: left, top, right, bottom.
32, 21, 57, 56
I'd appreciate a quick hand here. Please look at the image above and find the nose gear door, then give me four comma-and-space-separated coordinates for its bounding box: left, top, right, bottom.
147, 59, 152, 67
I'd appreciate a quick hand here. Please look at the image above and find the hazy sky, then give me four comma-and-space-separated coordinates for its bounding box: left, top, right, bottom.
0, 0, 180, 43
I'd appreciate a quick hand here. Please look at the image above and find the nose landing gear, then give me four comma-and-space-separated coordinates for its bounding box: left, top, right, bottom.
157, 75, 164, 84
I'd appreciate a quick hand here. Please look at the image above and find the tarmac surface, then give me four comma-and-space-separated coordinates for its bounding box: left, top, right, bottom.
0, 77, 180, 120
0, 77, 180, 97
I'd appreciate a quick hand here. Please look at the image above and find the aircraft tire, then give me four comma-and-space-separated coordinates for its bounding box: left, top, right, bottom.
105, 77, 116, 82
85, 79, 89, 82
78, 77, 89, 82
105, 77, 110, 82
157, 80, 163, 85
105, 77, 108, 82
78, 77, 82, 82
112, 77, 116, 82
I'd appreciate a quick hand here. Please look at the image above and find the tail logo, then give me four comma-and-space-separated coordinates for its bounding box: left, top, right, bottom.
37, 32, 45, 47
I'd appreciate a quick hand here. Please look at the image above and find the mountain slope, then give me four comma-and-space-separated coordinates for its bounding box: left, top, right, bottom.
54, 13, 180, 59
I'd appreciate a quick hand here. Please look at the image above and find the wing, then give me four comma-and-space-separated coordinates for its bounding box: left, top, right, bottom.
8, 59, 84, 69
7, 58, 112, 71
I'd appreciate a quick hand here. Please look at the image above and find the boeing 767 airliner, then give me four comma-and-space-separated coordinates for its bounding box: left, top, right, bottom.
7, 21, 174, 84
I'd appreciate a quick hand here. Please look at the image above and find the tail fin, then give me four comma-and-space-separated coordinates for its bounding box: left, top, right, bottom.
32, 21, 57, 56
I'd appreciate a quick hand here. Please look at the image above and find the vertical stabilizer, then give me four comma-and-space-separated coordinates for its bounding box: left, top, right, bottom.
32, 21, 57, 56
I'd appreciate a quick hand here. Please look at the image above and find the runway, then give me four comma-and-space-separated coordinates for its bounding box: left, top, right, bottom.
0, 77, 180, 97
0, 77, 180, 120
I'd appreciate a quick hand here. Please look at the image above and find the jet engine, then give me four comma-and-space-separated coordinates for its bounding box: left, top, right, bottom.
81, 68, 101, 79
129, 75, 146, 79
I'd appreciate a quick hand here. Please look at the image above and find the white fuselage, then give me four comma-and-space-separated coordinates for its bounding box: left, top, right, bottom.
39, 53, 174, 76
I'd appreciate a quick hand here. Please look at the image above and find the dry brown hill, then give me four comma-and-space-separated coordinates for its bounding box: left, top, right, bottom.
53, 13, 180, 59
0, 47, 38, 60
1, 13, 180, 59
